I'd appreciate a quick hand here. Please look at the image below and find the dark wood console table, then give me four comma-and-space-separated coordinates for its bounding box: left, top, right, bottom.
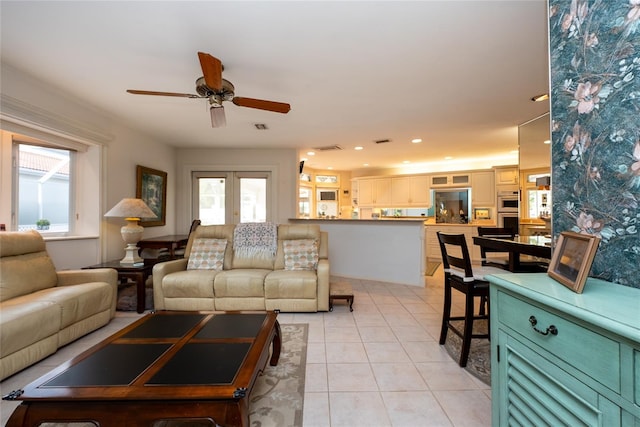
4, 311, 281, 427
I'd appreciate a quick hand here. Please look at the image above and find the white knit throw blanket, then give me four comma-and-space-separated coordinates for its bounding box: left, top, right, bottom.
233, 222, 278, 260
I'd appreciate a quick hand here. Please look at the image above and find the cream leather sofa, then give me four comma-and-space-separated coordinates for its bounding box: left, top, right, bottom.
153, 224, 329, 312
0, 230, 118, 380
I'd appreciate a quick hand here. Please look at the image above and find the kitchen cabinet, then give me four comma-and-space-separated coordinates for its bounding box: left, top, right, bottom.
488, 274, 640, 426
430, 173, 470, 187
494, 166, 518, 186
471, 171, 495, 207
425, 225, 480, 262
357, 178, 391, 206
391, 175, 430, 206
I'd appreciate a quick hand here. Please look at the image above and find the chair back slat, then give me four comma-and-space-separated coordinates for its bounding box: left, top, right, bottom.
437, 232, 474, 278
476, 227, 515, 266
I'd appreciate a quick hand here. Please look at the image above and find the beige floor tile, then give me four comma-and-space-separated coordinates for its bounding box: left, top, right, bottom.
382, 312, 420, 327
302, 392, 330, 427
325, 342, 368, 363
357, 325, 398, 343
382, 391, 453, 426
364, 342, 411, 363
403, 301, 439, 313
327, 363, 378, 392
416, 361, 482, 391
433, 390, 492, 427
352, 312, 387, 326
324, 325, 361, 343
305, 342, 327, 364
391, 324, 433, 342
305, 363, 328, 392
402, 340, 452, 363
370, 362, 428, 391
329, 391, 392, 427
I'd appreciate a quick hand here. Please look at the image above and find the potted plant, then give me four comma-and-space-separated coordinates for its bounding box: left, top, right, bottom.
36, 219, 50, 230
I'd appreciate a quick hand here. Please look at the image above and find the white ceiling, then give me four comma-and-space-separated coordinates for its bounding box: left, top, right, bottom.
0, 1, 550, 173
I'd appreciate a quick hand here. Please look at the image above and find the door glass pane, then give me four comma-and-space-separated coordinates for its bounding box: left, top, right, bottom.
198, 178, 226, 225
240, 178, 266, 223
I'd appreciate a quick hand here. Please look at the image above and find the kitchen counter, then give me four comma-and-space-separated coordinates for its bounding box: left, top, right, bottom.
288, 218, 425, 286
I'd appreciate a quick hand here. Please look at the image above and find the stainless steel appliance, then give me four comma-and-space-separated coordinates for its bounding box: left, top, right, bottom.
497, 190, 519, 233
497, 190, 519, 212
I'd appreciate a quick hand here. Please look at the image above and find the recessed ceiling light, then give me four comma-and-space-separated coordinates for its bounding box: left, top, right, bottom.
544, 139, 551, 144
355, 146, 364, 150
411, 138, 422, 143
531, 93, 549, 102
307, 151, 315, 156
327, 166, 333, 170
403, 160, 410, 164
444, 156, 453, 160
363, 163, 369, 167
301, 157, 308, 162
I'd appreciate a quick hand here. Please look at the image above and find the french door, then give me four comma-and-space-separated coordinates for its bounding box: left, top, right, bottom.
192, 171, 271, 225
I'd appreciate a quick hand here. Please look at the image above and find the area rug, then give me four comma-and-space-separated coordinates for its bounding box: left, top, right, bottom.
116, 283, 154, 311
425, 261, 441, 276
443, 319, 491, 386
250, 323, 308, 427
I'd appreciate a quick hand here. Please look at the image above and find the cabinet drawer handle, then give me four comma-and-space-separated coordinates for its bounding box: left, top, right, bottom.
529, 316, 558, 336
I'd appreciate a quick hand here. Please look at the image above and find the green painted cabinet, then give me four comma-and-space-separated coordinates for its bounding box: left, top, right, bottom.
487, 273, 640, 426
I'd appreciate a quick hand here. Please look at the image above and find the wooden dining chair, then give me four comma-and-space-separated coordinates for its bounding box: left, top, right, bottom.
437, 232, 506, 367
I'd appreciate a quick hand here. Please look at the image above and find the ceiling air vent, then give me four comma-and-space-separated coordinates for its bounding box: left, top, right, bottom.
254, 123, 268, 130
313, 145, 343, 151
374, 139, 391, 144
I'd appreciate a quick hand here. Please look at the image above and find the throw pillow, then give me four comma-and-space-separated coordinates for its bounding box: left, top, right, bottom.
187, 238, 227, 270
283, 239, 318, 271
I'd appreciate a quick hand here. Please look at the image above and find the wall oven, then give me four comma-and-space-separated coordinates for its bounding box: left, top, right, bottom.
497, 190, 519, 213
498, 212, 519, 233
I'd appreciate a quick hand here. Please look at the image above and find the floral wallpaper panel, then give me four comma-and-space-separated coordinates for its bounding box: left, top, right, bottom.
549, 0, 640, 288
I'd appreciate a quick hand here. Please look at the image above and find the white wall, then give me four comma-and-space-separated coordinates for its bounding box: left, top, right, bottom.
0, 63, 177, 268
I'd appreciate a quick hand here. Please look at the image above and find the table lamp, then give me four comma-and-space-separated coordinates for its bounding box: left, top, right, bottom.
104, 198, 157, 265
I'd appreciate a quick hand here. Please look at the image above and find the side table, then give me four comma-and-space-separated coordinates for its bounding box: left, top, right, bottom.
83, 260, 154, 313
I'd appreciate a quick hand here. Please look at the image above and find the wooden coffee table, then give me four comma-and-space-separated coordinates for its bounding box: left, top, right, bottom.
4, 310, 281, 427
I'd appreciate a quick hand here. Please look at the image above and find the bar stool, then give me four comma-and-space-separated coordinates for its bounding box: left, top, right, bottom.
437, 232, 506, 367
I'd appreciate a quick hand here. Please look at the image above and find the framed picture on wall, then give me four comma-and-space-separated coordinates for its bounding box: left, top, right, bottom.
136, 165, 167, 227
547, 231, 600, 293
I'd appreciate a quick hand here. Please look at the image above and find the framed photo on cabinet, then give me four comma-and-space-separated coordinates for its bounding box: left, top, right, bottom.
136, 165, 167, 227
547, 231, 600, 293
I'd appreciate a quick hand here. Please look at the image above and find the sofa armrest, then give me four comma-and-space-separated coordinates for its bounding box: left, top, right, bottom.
152, 258, 188, 310
56, 268, 119, 316
316, 259, 330, 311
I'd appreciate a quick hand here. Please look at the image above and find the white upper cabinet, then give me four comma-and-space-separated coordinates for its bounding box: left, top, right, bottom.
357, 178, 392, 206
391, 175, 430, 206
495, 166, 519, 186
471, 171, 496, 206
430, 173, 470, 187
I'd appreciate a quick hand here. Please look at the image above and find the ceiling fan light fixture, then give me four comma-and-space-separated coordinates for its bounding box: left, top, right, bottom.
210, 105, 226, 127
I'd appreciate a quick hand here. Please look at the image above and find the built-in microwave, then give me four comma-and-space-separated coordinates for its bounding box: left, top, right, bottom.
497, 190, 519, 212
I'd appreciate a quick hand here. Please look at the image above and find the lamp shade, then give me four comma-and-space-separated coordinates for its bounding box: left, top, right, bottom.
104, 198, 157, 219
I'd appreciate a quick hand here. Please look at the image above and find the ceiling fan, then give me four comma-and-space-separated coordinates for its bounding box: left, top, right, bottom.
127, 52, 291, 127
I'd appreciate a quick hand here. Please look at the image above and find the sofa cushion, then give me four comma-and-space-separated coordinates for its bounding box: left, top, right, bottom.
0, 230, 59, 303
274, 224, 321, 270
0, 298, 61, 357
264, 270, 318, 299
187, 238, 227, 270
36, 282, 115, 329
184, 225, 235, 270
283, 239, 318, 270
214, 269, 271, 297
162, 270, 219, 298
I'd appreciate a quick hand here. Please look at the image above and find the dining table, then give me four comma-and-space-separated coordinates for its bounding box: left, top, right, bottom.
473, 234, 552, 273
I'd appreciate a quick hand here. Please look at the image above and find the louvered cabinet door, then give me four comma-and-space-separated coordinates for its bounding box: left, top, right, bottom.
494, 331, 620, 426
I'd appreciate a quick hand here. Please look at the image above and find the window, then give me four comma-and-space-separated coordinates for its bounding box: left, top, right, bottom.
13, 143, 75, 234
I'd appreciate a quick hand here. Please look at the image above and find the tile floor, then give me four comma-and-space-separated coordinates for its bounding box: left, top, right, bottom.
0, 265, 491, 426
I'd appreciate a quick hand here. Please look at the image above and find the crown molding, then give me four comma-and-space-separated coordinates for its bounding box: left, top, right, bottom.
0, 94, 114, 146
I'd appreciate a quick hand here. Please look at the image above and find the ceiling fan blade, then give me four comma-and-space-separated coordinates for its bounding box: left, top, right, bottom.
210, 105, 226, 128
198, 52, 222, 91
232, 97, 291, 114
127, 89, 200, 98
